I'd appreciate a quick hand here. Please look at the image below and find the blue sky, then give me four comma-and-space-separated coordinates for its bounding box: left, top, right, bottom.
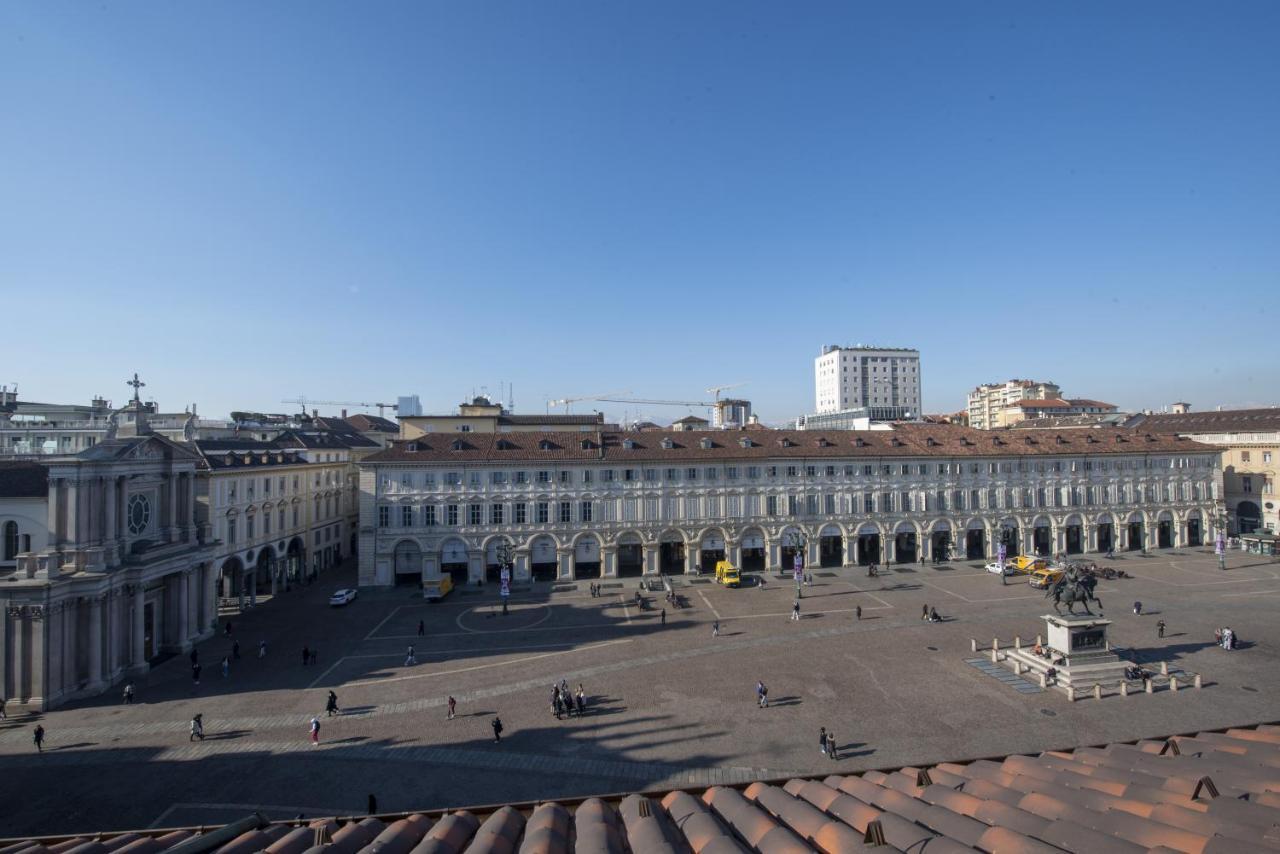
2, 2, 1277, 424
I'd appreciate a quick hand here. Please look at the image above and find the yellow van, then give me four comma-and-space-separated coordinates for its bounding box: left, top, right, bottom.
422, 575, 454, 601
1008, 555, 1049, 574
1028, 567, 1065, 589
714, 560, 741, 588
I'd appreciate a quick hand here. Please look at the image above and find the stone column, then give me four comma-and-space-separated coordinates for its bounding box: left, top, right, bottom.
726, 540, 741, 568
177, 572, 190, 650
104, 477, 117, 555
167, 474, 179, 542
132, 586, 146, 671
602, 546, 617, 578
768, 541, 781, 571
87, 596, 103, 690
63, 599, 78, 691
13, 610, 28, 701
248, 570, 257, 607
183, 473, 196, 541
29, 608, 46, 708
644, 546, 658, 575
557, 549, 572, 581
513, 551, 529, 582
47, 478, 62, 547
66, 481, 80, 546
852, 536, 861, 564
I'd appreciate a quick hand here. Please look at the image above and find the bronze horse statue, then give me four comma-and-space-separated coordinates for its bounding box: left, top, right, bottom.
1046, 569, 1103, 616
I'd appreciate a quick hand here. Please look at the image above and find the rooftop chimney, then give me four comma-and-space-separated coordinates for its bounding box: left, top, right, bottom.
341, 409, 347, 418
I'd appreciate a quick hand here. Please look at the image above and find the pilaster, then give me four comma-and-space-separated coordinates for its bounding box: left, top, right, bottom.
87, 596, 104, 691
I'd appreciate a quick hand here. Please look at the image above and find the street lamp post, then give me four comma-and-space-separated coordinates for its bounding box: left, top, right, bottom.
495, 542, 513, 614
784, 530, 808, 598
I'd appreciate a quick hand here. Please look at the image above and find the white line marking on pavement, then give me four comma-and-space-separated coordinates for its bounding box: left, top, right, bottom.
343, 639, 633, 687
620, 596, 633, 625
455, 603, 551, 635
697, 590, 722, 620
149, 802, 355, 829
726, 604, 892, 620
364, 605, 403, 640
916, 577, 972, 602
1221, 588, 1280, 597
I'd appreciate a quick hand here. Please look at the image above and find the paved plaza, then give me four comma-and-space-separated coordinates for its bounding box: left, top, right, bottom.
3, 548, 1279, 838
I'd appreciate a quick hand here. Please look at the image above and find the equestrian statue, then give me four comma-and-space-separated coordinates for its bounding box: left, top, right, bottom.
1046, 566, 1103, 616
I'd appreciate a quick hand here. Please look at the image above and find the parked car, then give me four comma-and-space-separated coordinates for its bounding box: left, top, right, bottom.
329, 588, 357, 607
985, 562, 1017, 575
422, 575, 455, 601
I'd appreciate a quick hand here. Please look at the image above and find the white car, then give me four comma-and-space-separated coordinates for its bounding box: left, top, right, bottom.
985, 562, 1015, 575
329, 588, 357, 606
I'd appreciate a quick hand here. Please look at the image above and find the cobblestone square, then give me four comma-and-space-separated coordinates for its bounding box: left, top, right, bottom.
3, 549, 1278, 838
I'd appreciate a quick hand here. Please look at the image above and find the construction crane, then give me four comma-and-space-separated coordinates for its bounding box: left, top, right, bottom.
547, 391, 632, 413
281, 397, 400, 418
705, 382, 748, 402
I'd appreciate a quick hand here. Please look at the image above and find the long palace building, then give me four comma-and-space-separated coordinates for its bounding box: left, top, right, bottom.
358, 425, 1223, 586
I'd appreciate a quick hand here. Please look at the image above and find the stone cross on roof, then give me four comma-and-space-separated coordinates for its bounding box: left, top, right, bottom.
127, 372, 146, 404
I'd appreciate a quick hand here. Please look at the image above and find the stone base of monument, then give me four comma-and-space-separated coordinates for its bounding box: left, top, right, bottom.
1004, 615, 1138, 692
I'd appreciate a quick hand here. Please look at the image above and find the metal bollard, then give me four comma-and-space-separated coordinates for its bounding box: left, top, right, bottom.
1094, 683, 1102, 700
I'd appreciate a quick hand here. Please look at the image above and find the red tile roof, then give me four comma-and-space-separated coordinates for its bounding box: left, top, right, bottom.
9, 723, 1278, 852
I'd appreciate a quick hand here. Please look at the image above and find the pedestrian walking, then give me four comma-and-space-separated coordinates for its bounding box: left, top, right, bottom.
575, 686, 585, 716
491, 716, 503, 743
1157, 620, 1166, 639
302, 646, 310, 666
819, 727, 828, 756
0, 696, 6, 718
34, 724, 45, 752
192, 663, 202, 686
417, 620, 425, 637
712, 619, 720, 637
224, 621, 232, 637
221, 656, 229, 678
791, 600, 800, 621
405, 646, 417, 666
122, 683, 134, 704
1133, 601, 1143, 616
310, 716, 321, 745
326, 691, 339, 717
447, 696, 456, 720
756, 681, 769, 708
232, 640, 241, 660
855, 604, 862, 621
368, 794, 378, 815
190, 648, 199, 667
258, 640, 267, 659
922, 605, 929, 621
827, 731, 838, 760
310, 648, 318, 666
552, 688, 563, 719
189, 714, 204, 741
661, 608, 666, 625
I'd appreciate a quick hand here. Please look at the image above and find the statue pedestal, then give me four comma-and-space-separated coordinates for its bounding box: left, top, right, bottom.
1007, 615, 1133, 690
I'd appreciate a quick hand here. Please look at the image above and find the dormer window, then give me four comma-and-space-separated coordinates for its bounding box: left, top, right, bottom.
451, 439, 466, 451
580, 439, 593, 450
925, 437, 938, 447
779, 438, 794, 448
539, 439, 554, 451
854, 437, 867, 448
1055, 435, 1065, 445
623, 438, 636, 450
739, 437, 752, 449
660, 437, 674, 450
700, 437, 712, 449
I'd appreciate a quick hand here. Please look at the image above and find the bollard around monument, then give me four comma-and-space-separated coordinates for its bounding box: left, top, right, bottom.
1036, 633, 1043, 646
970, 638, 977, 653
990, 647, 999, 664
993, 637, 1000, 652
1039, 672, 1047, 689
1014, 635, 1021, 650
1120, 681, 1129, 697
1094, 683, 1102, 700
1170, 676, 1179, 692
1194, 674, 1202, 689
1067, 686, 1077, 702
1014, 661, 1023, 675
1145, 678, 1153, 694
1160, 661, 1169, 676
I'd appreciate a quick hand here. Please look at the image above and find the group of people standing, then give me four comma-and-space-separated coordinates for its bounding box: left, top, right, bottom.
551, 680, 587, 718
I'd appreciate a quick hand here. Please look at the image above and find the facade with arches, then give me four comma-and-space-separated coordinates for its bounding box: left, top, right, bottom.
194, 434, 360, 612
359, 426, 1223, 587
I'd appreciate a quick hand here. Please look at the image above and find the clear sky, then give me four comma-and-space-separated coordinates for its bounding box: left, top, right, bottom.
2, 2, 1277, 425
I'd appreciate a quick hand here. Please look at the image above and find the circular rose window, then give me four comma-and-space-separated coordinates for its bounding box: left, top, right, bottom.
127, 494, 151, 536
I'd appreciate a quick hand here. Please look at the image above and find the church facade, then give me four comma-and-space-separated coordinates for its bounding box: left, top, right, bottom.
0, 434, 218, 711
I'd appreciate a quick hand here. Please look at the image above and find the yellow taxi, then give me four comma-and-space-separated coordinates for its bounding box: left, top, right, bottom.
1008, 555, 1049, 574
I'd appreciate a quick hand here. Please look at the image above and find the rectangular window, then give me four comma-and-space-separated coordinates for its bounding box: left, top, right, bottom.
788, 495, 800, 516
900, 491, 912, 512
644, 468, 658, 481
278, 509, 285, 530
377, 506, 389, 528
559, 501, 572, 523
1242, 451, 1251, 462
490, 503, 504, 524
263, 478, 271, 496
766, 495, 778, 516
787, 465, 799, 478
580, 500, 593, 522
424, 505, 437, 526
469, 472, 481, 487
445, 472, 461, 486
726, 466, 739, 480
705, 467, 718, 481
582, 470, 593, 483
1265, 452, 1272, 464
536, 502, 549, 524
825, 494, 836, 515
767, 466, 778, 477
880, 492, 893, 513
401, 505, 413, 527
1242, 476, 1253, 493
624, 468, 636, 481
806, 466, 817, 478
514, 471, 527, 484
491, 471, 507, 485
447, 504, 458, 525
514, 503, 527, 524
863, 465, 873, 476
468, 504, 482, 525
264, 512, 271, 535
806, 494, 818, 515
559, 471, 571, 484
686, 467, 698, 480
864, 493, 874, 513
537, 470, 551, 484
602, 469, 615, 482
748, 466, 760, 479
844, 465, 855, 476
666, 468, 679, 481
826, 466, 836, 477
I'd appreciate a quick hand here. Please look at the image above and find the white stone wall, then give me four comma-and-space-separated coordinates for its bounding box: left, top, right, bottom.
360, 450, 1222, 586
0, 496, 50, 568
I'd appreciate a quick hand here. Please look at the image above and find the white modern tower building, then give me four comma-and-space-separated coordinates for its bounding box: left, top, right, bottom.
814, 345, 922, 421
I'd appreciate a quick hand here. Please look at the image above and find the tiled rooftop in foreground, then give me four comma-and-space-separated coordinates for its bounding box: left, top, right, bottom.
6, 723, 1279, 853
